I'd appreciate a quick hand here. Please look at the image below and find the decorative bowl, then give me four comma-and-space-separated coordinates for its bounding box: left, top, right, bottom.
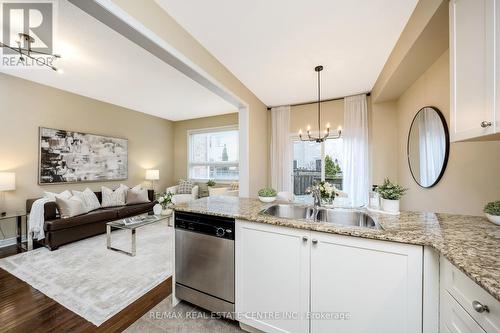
485, 213, 500, 226
259, 196, 276, 203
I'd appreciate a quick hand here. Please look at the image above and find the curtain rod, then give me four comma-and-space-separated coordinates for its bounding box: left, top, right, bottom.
266, 92, 371, 110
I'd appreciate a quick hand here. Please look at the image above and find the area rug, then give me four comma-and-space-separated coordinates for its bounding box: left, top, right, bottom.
0, 221, 173, 326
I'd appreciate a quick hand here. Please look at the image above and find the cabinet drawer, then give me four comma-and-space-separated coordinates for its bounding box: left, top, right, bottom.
441, 291, 486, 333
441, 258, 500, 332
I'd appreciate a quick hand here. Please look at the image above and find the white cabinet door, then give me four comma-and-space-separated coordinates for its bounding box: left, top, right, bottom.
450, 0, 496, 141
309, 232, 423, 333
235, 220, 310, 333
441, 291, 487, 333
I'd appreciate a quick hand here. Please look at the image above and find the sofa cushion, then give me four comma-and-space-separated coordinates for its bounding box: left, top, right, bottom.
116, 202, 155, 218
56, 195, 89, 218
45, 209, 118, 231
177, 179, 194, 194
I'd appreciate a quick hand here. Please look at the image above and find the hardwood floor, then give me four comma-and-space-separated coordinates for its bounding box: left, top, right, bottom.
0, 245, 172, 333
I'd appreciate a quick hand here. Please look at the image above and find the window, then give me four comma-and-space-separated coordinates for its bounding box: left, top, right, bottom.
188, 126, 239, 181
292, 135, 343, 200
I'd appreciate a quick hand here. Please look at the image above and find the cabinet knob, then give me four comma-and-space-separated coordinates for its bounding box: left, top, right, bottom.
312, 239, 318, 244
472, 300, 489, 313
480, 121, 492, 128
302, 236, 308, 242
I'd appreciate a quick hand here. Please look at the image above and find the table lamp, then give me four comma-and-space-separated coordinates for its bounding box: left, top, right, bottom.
145, 169, 159, 193
0, 172, 15, 216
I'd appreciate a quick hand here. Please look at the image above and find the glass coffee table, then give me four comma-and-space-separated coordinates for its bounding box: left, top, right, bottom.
106, 214, 170, 256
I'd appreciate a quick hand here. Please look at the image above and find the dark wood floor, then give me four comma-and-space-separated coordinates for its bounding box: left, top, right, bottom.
0, 245, 172, 333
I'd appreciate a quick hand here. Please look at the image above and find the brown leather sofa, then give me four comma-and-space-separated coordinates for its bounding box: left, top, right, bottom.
26, 190, 155, 250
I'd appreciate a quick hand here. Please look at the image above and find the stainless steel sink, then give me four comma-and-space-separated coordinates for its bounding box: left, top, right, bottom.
260, 204, 379, 229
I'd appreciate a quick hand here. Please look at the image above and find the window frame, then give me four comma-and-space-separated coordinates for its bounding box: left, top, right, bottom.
187, 125, 239, 182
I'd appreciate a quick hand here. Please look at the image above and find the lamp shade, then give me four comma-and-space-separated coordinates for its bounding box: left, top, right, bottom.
0, 172, 15, 191
145, 169, 159, 181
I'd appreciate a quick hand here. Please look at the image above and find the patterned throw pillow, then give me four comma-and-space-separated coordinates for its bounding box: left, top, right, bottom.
73, 188, 101, 211
177, 179, 194, 194
101, 185, 127, 207
230, 182, 239, 191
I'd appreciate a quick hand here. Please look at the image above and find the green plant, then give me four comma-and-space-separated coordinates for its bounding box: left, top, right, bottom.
258, 187, 277, 197
484, 201, 500, 216
325, 155, 341, 178
206, 179, 216, 187
375, 178, 408, 200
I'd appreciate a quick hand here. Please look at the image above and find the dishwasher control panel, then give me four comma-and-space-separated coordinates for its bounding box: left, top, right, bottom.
175, 211, 235, 240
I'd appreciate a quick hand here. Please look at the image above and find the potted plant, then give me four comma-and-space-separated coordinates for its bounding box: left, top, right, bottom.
156, 192, 173, 215
307, 181, 339, 206
258, 187, 277, 203
375, 178, 408, 213
484, 201, 500, 225
206, 179, 216, 187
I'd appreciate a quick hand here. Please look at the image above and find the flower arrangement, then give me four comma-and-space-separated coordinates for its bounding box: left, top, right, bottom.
258, 187, 277, 197
206, 179, 216, 187
375, 178, 408, 200
307, 181, 339, 204
157, 192, 173, 209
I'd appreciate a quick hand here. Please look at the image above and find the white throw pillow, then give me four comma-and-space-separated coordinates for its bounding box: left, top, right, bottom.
44, 190, 72, 202
73, 188, 101, 211
101, 186, 127, 207
55, 195, 89, 218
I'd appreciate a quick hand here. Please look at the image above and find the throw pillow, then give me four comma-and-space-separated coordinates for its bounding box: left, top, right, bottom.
177, 179, 194, 194
101, 186, 127, 207
230, 182, 239, 191
44, 190, 72, 202
55, 195, 89, 218
73, 188, 101, 211
126, 187, 150, 205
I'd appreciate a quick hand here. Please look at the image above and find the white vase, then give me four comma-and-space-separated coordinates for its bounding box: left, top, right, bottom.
381, 198, 400, 213
153, 204, 162, 215
259, 196, 276, 203
485, 213, 500, 226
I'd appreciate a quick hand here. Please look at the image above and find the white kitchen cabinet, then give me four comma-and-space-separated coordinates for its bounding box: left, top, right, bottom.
440, 257, 500, 333
235, 220, 423, 333
449, 0, 498, 141
235, 220, 310, 333
309, 231, 423, 333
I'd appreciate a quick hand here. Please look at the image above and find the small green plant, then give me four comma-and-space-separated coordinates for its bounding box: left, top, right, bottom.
375, 178, 408, 200
206, 179, 216, 187
484, 201, 500, 216
258, 187, 277, 197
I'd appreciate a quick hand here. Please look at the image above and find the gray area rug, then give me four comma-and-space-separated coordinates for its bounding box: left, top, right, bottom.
0, 221, 173, 326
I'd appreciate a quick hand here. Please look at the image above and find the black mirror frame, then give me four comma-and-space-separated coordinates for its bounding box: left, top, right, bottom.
407, 106, 450, 189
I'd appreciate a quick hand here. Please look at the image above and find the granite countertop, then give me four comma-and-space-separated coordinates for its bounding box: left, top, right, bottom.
173, 196, 500, 302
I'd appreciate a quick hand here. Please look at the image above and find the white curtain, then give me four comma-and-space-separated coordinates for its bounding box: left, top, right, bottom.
419, 107, 445, 186
270, 105, 292, 192
342, 94, 369, 207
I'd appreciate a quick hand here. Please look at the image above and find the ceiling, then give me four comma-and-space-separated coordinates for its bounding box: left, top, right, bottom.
0, 0, 237, 121
156, 0, 418, 106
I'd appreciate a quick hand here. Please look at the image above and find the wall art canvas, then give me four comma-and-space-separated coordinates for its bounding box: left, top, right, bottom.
39, 127, 128, 184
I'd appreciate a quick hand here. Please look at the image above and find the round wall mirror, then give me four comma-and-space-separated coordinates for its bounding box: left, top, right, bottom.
407, 106, 449, 188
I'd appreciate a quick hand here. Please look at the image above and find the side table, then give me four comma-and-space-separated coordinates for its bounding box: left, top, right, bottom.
0, 212, 30, 251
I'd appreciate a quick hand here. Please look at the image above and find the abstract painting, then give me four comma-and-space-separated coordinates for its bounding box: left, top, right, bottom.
39, 127, 128, 184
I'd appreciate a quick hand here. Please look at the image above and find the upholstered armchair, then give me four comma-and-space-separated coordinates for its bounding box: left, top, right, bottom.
166, 185, 199, 205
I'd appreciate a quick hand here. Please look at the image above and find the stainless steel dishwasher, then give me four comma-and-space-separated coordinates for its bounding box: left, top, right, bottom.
175, 211, 235, 313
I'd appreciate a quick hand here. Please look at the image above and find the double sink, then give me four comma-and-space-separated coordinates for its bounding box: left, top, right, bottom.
260, 204, 379, 229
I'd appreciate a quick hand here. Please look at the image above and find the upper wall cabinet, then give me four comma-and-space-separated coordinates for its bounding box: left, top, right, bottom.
450, 0, 498, 142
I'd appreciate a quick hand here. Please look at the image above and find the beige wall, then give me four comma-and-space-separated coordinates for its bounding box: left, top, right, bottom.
396, 51, 500, 215
0, 73, 174, 238
172, 113, 239, 182
110, 0, 269, 197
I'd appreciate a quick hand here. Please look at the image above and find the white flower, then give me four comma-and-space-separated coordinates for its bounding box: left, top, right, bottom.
158, 197, 164, 203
